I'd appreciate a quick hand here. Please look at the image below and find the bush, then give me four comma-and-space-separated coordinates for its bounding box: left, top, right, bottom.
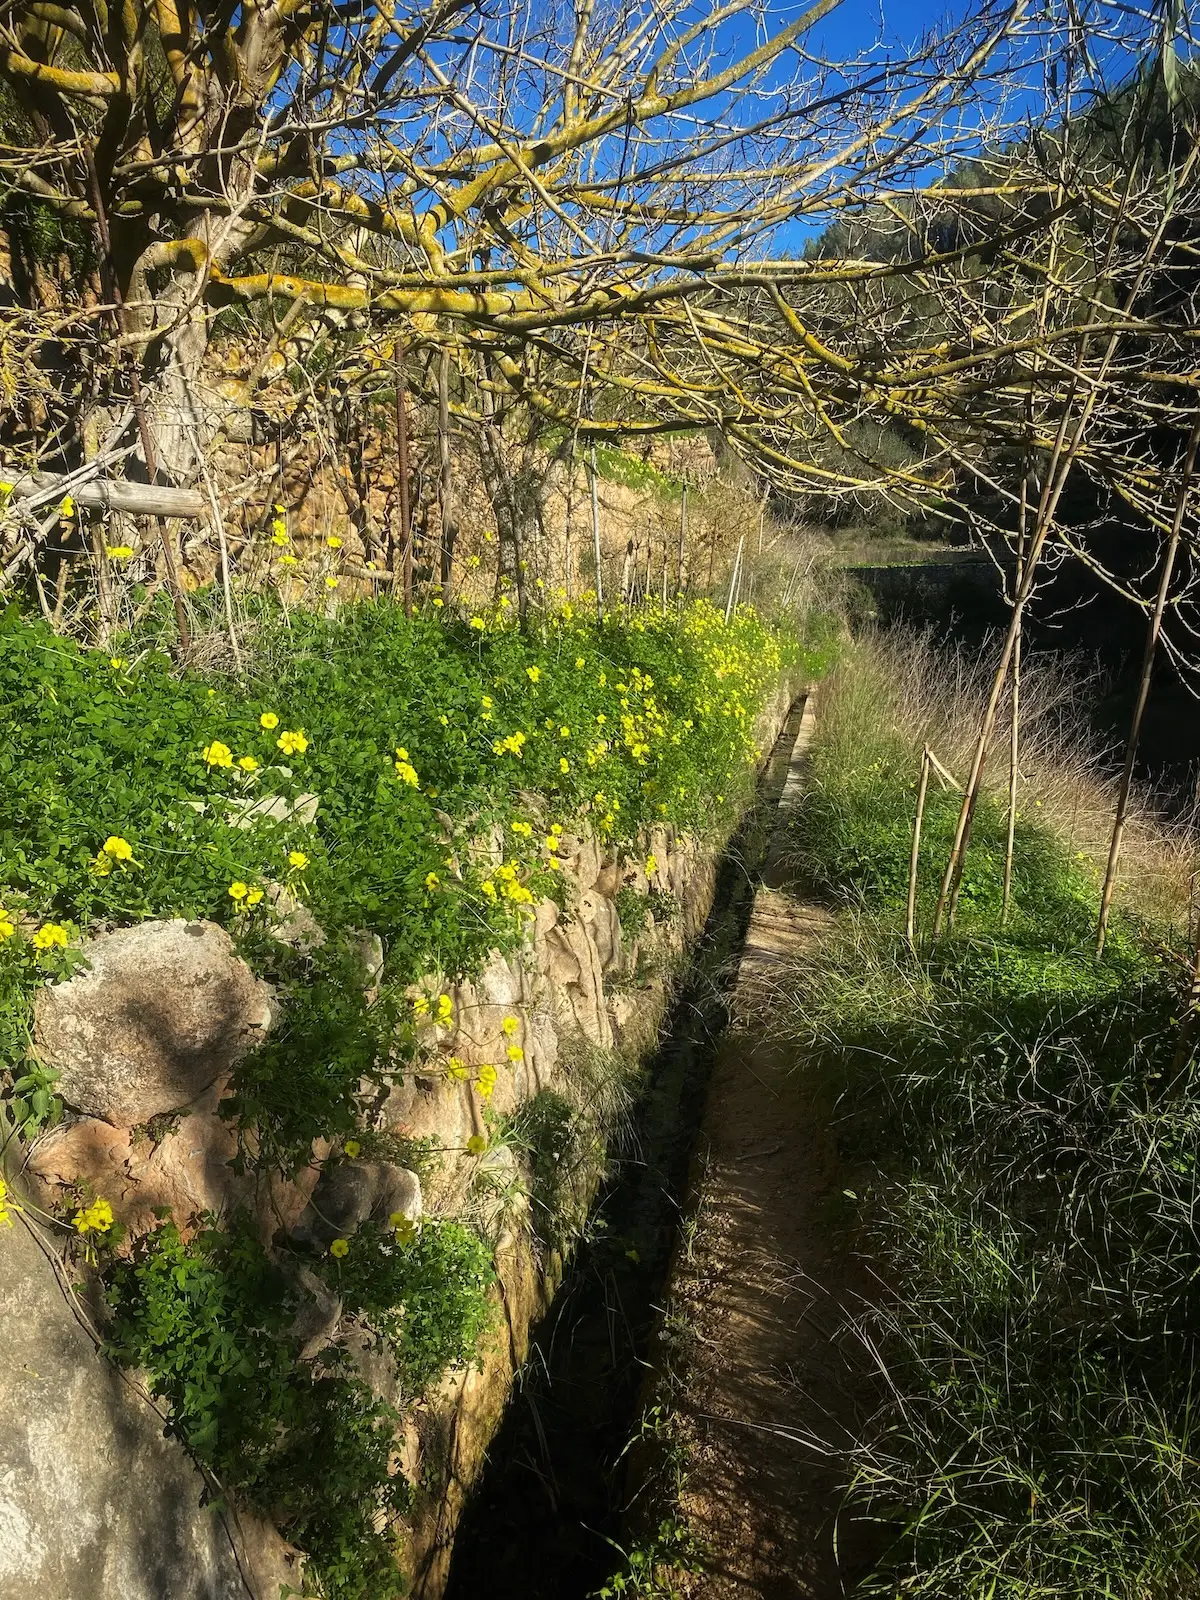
773, 634, 1200, 1599
104, 1219, 411, 1600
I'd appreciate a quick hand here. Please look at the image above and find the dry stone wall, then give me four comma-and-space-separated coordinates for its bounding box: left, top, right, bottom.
5, 676, 796, 1600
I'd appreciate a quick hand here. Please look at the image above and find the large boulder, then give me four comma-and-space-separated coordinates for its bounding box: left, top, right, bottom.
292, 1160, 423, 1248
34, 920, 273, 1127
0, 1212, 301, 1600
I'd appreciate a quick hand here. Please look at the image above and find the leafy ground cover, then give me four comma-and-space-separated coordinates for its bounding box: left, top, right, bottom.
779, 637, 1200, 1599
0, 593, 831, 1600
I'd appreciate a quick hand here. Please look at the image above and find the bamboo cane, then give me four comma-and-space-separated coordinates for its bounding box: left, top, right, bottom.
907, 746, 932, 949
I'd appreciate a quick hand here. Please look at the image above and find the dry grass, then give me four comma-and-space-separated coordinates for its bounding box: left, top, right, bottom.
828, 626, 1196, 930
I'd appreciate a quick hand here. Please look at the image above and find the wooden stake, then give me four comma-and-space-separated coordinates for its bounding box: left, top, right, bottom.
437, 348, 455, 597
394, 343, 413, 617
589, 444, 604, 619
1097, 411, 1200, 954
907, 746, 932, 949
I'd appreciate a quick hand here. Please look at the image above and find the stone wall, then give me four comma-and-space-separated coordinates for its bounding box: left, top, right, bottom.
5, 676, 798, 1600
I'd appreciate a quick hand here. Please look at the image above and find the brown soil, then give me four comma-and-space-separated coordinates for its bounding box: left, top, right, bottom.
666, 705, 881, 1600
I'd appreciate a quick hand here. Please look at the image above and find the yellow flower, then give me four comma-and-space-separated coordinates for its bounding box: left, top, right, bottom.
271, 530, 289, 547
32, 923, 68, 951
506, 1044, 524, 1062
106, 545, 135, 560
0, 1175, 20, 1227
544, 835, 558, 854
646, 854, 658, 877
238, 755, 259, 772
278, 554, 298, 568
246, 887, 264, 906
326, 535, 343, 549
526, 665, 541, 682
469, 616, 486, 631
329, 1238, 349, 1258
228, 881, 249, 902
344, 1139, 361, 1159
412, 995, 430, 1018
0, 480, 13, 496
260, 712, 279, 729
325, 576, 339, 590
73, 1197, 114, 1234
0, 912, 14, 940
501, 1015, 520, 1037
559, 758, 570, 774
480, 880, 497, 901
575, 656, 585, 669
466, 1134, 487, 1156
447, 1057, 469, 1081
391, 1213, 417, 1242
276, 729, 309, 756
395, 759, 419, 786
475, 1063, 497, 1100
288, 850, 309, 870
436, 995, 454, 1024
432, 597, 444, 608
202, 740, 233, 768
510, 820, 532, 837
425, 872, 440, 890
559, 726, 570, 738
481, 695, 493, 711
58, 494, 74, 518
109, 657, 126, 670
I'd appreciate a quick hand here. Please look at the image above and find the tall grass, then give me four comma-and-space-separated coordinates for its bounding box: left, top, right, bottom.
773, 630, 1200, 1600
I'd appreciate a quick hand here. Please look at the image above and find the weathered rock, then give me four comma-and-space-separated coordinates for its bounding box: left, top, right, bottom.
224, 790, 319, 829
0, 1211, 301, 1600
292, 1160, 422, 1247
288, 1263, 344, 1361
263, 884, 325, 951
34, 920, 274, 1127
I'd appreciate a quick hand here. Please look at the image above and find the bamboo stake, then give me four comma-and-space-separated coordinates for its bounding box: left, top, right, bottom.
394, 343, 413, 617
1002, 472, 1030, 925
437, 347, 455, 597
725, 534, 744, 622
1097, 412, 1200, 955
677, 484, 687, 602
589, 444, 604, 619
907, 746, 932, 949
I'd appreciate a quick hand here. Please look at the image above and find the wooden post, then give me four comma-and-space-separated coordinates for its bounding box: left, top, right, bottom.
907, 747, 932, 949
437, 348, 455, 597
589, 445, 604, 619
394, 343, 413, 617
1098, 411, 1200, 954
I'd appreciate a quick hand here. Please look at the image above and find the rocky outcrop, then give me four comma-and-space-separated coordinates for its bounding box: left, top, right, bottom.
0, 1212, 299, 1600
34, 920, 274, 1126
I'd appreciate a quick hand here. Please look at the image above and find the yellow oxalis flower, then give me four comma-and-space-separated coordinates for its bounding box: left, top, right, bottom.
425, 872, 440, 890
32, 923, 69, 951
466, 1135, 487, 1156
260, 712, 279, 729
238, 756, 259, 772
646, 854, 658, 877
326, 535, 343, 549
469, 616, 486, 631
58, 494, 74, 518
202, 741, 233, 768
559, 758, 570, 774
436, 995, 454, 1024
394, 757, 419, 786
0, 911, 15, 940
480, 880, 497, 901
506, 1044, 524, 1062
447, 1057, 469, 1081
501, 1016, 520, 1037
0, 1175, 21, 1226
106, 545, 135, 560
412, 995, 430, 1017
287, 850, 309, 870
329, 1238, 349, 1258
103, 835, 134, 862
526, 665, 540, 682
276, 729, 309, 756
344, 1139, 361, 1159
325, 577, 339, 590
390, 1213, 417, 1242
228, 881, 249, 902
510, 820, 532, 837
73, 1197, 114, 1234
474, 1063, 497, 1100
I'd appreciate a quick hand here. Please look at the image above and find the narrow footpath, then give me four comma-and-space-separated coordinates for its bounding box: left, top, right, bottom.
666, 696, 877, 1599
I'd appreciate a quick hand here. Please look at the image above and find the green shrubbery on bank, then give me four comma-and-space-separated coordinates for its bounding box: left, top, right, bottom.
0, 594, 831, 1600
782, 639, 1199, 1599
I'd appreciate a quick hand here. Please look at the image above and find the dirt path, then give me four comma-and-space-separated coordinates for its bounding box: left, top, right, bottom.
667, 697, 877, 1600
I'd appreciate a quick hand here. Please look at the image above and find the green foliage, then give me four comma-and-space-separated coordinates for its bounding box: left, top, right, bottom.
104, 1219, 410, 1600
314, 1218, 494, 1395
0, 597, 805, 1166
500, 1088, 603, 1254
592, 1520, 704, 1599
5, 1063, 62, 1139
778, 642, 1200, 1599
